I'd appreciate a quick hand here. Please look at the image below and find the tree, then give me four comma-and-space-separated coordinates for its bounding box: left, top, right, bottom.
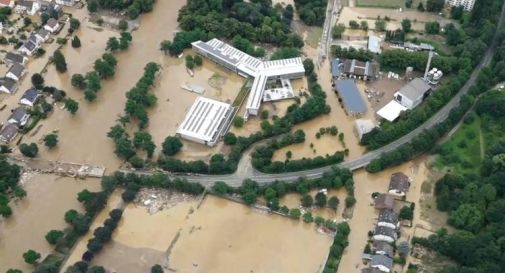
289, 208, 301, 219
360, 20, 368, 31
0, 205, 12, 217
303, 212, 313, 223
6, 269, 23, 273
151, 265, 164, 273
345, 196, 356, 208
71, 74, 86, 89
185, 55, 195, 69
401, 19, 412, 33
106, 37, 120, 51
212, 181, 230, 195
45, 230, 64, 245
426, 0, 445, 12
425, 21, 440, 34
87, 266, 106, 273
94, 58, 115, 79
43, 134, 58, 149
328, 196, 339, 210
65, 98, 79, 114
31, 73, 44, 89
233, 116, 244, 128
301, 194, 313, 207
451, 6, 464, 20
70, 18, 80, 30
52, 50, 67, 73
242, 191, 257, 205
449, 204, 484, 233
20, 143, 38, 158
23, 249, 41, 265
72, 35, 81, 48
399, 206, 414, 220
315, 192, 327, 207
223, 132, 237, 145
332, 23, 346, 39
417, 2, 425, 11
375, 19, 386, 31
118, 19, 128, 31
162, 136, 183, 156
349, 20, 360, 29
194, 55, 203, 66
87, 0, 98, 12
64, 209, 78, 223
160, 40, 171, 55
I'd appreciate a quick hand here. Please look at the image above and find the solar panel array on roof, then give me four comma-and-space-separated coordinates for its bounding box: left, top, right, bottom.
335, 79, 367, 115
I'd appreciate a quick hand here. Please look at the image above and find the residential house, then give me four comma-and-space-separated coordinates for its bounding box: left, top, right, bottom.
388, 172, 411, 197
55, 0, 77, 6
0, 77, 17, 94
371, 254, 393, 273
18, 40, 38, 56
394, 78, 432, 110
8, 107, 30, 127
4, 52, 28, 65
15, 0, 40, 15
28, 33, 41, 46
35, 28, 50, 43
0, 0, 14, 8
374, 194, 395, 210
44, 18, 59, 33
0, 124, 18, 143
6, 63, 26, 81
373, 241, 394, 258
373, 226, 397, 243
19, 88, 41, 107
40, 2, 63, 18
377, 209, 399, 230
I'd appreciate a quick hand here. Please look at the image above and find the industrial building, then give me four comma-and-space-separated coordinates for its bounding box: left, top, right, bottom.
176, 97, 234, 146
446, 0, 476, 11
192, 39, 305, 116
341, 59, 380, 80
393, 78, 431, 110
334, 79, 367, 116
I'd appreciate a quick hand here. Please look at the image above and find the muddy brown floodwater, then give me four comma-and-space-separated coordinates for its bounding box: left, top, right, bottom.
21, 0, 189, 170
67, 195, 332, 273
0, 174, 101, 273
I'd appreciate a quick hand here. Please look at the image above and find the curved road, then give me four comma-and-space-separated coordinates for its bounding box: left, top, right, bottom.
133, 4, 505, 186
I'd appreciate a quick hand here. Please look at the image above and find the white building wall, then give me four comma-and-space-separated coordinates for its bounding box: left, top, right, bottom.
446, 0, 475, 11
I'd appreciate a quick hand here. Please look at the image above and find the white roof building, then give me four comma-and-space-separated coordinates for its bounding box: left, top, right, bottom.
368, 35, 382, 54
446, 0, 475, 11
354, 119, 375, 139
377, 100, 408, 122
192, 39, 305, 117
177, 96, 234, 146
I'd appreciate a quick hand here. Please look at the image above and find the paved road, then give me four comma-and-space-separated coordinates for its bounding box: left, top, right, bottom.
151, 2, 505, 186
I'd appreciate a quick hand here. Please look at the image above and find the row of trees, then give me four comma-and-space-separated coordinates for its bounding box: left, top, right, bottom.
158, 59, 332, 174
87, 0, 155, 19
331, 45, 375, 61
165, 0, 304, 56
0, 156, 23, 218
106, 32, 133, 52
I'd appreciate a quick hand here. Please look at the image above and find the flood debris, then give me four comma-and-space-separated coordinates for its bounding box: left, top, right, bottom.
134, 188, 199, 214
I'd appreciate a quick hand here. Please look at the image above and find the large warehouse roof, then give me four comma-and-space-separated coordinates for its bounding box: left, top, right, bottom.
177, 97, 233, 145
334, 79, 367, 115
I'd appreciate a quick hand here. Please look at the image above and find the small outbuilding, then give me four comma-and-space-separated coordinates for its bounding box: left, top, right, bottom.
0, 124, 18, 143
334, 79, 367, 116
388, 172, 411, 197
354, 119, 375, 140
374, 193, 395, 210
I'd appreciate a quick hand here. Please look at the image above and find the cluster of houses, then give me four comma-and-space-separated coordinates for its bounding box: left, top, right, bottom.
0, 1, 67, 143
362, 172, 412, 273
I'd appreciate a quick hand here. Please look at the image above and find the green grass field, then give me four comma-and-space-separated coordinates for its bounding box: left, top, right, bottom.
356, 0, 404, 9
434, 115, 483, 175
305, 27, 323, 49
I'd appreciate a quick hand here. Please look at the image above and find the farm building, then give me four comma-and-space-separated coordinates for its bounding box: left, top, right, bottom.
334, 79, 367, 116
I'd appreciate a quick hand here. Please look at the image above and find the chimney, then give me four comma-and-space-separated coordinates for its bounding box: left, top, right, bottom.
424, 51, 434, 81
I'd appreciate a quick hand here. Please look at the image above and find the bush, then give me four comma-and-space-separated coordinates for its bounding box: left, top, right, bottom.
233, 116, 244, 128
45, 230, 64, 245
162, 136, 183, 156
43, 134, 58, 149
20, 143, 38, 158
223, 132, 237, 145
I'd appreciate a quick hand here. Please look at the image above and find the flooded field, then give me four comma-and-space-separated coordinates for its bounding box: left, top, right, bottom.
337, 7, 452, 32
70, 195, 332, 273
0, 174, 101, 273
336, 157, 430, 273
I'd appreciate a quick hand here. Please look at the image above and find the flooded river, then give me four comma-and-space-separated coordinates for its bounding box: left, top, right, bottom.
0, 174, 101, 273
